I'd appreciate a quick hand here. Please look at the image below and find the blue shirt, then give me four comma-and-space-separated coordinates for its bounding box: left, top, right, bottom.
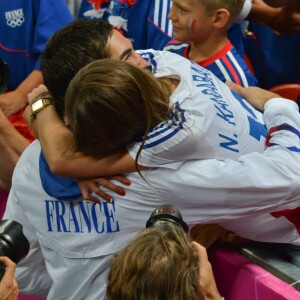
78, 0, 172, 50
0, 0, 73, 90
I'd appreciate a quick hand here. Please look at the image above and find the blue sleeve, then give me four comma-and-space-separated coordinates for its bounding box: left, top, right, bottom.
245, 23, 300, 89
78, 0, 173, 50
228, 23, 245, 57
127, 0, 172, 50
34, 57, 41, 71
32, 0, 73, 69
78, 0, 93, 19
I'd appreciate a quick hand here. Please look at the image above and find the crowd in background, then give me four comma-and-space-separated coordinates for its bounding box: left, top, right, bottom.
0, 0, 299, 299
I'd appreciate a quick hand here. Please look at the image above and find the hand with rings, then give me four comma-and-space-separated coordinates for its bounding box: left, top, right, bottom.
76, 175, 131, 203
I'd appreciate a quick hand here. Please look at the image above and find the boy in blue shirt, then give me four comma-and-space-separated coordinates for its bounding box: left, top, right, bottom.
164, 0, 258, 87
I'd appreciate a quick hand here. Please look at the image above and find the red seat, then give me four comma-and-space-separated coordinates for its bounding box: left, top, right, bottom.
269, 84, 300, 102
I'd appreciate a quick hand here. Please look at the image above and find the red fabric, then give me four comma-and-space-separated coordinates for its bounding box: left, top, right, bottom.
87, 0, 109, 10
209, 248, 300, 300
87, 0, 135, 10
8, 108, 35, 143
272, 206, 300, 234
197, 40, 233, 68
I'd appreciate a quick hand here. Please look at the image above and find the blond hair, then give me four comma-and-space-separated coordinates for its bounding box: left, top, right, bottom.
197, 0, 245, 21
105, 223, 200, 300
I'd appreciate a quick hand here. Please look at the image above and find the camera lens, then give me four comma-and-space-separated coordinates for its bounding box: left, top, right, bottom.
146, 205, 189, 233
0, 220, 30, 280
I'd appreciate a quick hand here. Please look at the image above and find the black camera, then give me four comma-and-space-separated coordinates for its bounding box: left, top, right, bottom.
0, 57, 9, 94
0, 220, 30, 280
146, 205, 189, 233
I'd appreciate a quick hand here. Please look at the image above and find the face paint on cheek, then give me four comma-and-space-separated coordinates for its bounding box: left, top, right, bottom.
190, 19, 196, 32
187, 18, 196, 32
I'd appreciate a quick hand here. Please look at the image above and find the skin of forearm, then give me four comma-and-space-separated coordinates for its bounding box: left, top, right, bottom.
36, 105, 75, 173
53, 150, 136, 178
16, 70, 44, 107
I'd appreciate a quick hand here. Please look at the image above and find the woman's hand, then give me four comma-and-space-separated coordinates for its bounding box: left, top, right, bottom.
27, 84, 52, 105
24, 84, 54, 138
76, 175, 131, 203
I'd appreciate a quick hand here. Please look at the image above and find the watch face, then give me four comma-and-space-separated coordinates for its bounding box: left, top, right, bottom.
32, 99, 44, 112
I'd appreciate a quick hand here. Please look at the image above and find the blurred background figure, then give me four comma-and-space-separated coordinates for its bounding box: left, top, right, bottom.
245, 0, 300, 90
78, 0, 173, 50
0, 0, 73, 218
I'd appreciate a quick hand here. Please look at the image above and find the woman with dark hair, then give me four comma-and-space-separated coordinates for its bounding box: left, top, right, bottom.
65, 54, 268, 178
27, 51, 268, 202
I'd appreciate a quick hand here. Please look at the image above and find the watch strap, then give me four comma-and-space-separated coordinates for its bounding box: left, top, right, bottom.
30, 97, 55, 124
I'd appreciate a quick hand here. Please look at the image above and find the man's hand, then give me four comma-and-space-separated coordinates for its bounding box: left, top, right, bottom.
226, 81, 280, 111
0, 257, 19, 300
0, 69, 44, 117
0, 91, 27, 117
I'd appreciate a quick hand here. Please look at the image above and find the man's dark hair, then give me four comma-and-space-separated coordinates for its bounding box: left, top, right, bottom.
41, 19, 113, 119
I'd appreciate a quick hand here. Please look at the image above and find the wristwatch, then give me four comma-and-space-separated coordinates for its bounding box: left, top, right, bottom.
30, 97, 54, 123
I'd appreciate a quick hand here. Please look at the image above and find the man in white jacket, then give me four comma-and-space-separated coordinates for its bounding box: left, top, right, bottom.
4, 75, 300, 300
2, 18, 300, 299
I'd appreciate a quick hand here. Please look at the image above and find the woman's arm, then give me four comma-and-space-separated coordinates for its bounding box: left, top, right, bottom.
33, 104, 136, 177
25, 85, 136, 178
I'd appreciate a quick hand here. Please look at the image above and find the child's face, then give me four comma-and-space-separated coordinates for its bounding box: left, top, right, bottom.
168, 0, 214, 42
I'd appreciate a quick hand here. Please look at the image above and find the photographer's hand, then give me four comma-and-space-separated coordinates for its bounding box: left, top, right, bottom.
192, 242, 221, 300
0, 257, 18, 300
